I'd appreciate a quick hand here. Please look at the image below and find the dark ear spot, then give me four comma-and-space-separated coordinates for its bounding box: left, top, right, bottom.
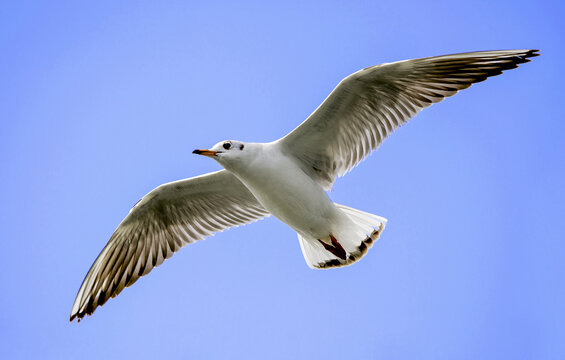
239, 144, 244, 150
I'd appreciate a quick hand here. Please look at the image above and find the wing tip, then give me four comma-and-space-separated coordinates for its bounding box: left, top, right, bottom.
69, 305, 87, 323
69, 313, 90, 323
69, 301, 97, 323
69, 313, 78, 323
69, 290, 105, 322
516, 49, 540, 63
69, 299, 81, 322
69, 311, 82, 323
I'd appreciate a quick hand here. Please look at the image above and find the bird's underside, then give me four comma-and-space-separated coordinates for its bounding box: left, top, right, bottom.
70, 49, 539, 322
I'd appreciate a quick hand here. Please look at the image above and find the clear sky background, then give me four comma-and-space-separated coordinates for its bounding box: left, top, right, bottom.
1, 1, 564, 359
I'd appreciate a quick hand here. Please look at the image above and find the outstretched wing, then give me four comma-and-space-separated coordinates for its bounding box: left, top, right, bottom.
278, 49, 539, 189
70, 170, 269, 321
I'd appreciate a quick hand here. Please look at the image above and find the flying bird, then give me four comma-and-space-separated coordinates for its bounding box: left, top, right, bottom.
70, 49, 539, 322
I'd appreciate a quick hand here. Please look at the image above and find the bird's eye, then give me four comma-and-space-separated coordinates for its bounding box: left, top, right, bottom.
223, 142, 232, 150
239, 144, 244, 150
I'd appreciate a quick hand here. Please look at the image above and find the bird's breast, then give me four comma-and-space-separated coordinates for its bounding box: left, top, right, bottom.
233, 152, 336, 238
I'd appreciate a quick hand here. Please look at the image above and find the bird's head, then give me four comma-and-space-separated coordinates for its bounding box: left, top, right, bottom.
193, 140, 253, 169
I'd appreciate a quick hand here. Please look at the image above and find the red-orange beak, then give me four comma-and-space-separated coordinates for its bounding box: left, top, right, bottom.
192, 149, 219, 158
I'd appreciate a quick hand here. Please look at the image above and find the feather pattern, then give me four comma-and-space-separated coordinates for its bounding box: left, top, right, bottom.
70, 170, 269, 321
279, 50, 539, 189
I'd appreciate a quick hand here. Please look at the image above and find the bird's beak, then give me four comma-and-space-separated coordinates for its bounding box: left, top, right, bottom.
192, 149, 219, 158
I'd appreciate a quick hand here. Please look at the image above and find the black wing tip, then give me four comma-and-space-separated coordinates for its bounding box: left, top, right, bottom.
516, 49, 540, 63
70, 306, 97, 322
69, 309, 89, 322
69, 312, 82, 323
69, 276, 137, 322
467, 49, 540, 64
69, 295, 100, 322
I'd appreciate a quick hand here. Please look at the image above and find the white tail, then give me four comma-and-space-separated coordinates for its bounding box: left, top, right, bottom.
298, 203, 387, 269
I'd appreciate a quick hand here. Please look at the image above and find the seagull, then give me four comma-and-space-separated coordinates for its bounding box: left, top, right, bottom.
70, 49, 539, 322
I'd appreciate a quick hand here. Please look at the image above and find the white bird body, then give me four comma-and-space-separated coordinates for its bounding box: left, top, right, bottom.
221, 141, 342, 240
70, 49, 539, 322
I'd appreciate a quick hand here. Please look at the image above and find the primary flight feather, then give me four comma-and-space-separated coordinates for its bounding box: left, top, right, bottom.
70, 49, 539, 322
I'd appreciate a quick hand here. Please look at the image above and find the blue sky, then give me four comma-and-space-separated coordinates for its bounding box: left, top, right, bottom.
1, 1, 564, 359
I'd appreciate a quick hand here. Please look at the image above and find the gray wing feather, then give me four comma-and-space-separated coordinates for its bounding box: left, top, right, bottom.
279, 50, 539, 189
70, 170, 269, 321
